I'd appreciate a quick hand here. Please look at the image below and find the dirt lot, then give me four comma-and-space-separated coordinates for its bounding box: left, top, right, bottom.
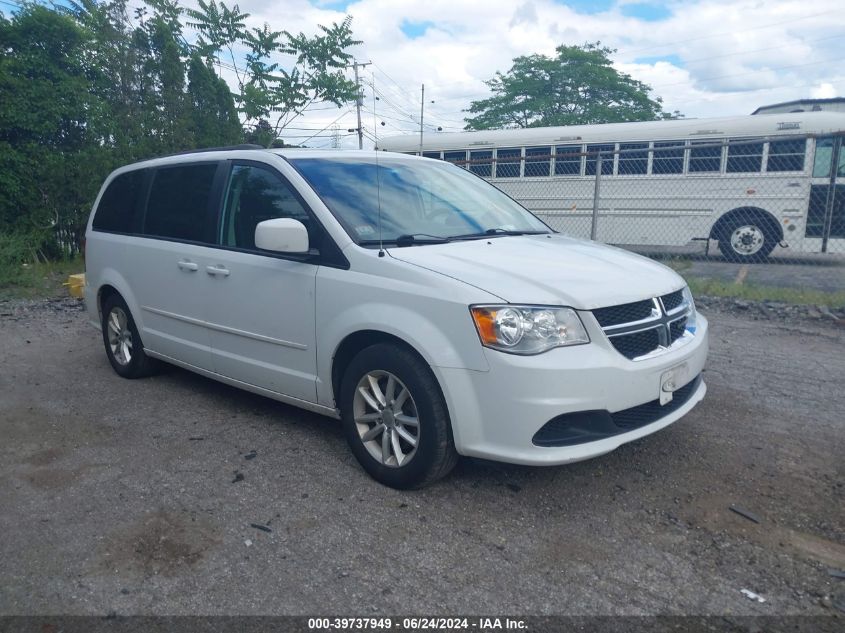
0, 297, 843, 617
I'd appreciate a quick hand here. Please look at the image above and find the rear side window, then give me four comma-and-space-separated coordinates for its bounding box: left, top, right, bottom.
92, 170, 146, 233
144, 163, 218, 243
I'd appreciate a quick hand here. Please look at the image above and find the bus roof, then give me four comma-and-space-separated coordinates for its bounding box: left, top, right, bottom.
376, 111, 845, 153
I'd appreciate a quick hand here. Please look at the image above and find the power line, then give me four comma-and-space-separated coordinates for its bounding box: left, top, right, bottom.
296, 108, 354, 145
371, 63, 421, 110
645, 33, 842, 68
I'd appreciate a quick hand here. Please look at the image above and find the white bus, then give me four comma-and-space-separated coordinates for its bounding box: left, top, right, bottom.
377, 112, 845, 262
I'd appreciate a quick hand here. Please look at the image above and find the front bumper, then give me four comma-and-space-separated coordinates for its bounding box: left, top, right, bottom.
436, 313, 709, 466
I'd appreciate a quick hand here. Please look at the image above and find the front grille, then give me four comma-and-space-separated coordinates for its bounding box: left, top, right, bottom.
669, 317, 687, 343
661, 289, 684, 312
593, 299, 653, 327
532, 374, 702, 446
593, 288, 693, 361
609, 329, 659, 360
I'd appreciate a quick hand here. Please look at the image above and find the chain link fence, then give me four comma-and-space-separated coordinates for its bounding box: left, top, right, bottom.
440, 133, 845, 297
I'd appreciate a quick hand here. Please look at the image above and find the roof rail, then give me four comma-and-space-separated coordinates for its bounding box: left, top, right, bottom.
162, 144, 266, 158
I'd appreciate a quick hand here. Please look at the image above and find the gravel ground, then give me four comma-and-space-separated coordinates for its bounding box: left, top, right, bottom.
0, 297, 843, 617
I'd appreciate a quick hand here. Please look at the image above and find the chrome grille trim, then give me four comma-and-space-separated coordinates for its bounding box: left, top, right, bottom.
594, 290, 695, 361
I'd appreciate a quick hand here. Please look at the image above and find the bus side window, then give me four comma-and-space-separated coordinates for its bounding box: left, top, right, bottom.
585, 144, 614, 176
726, 139, 764, 173
444, 151, 468, 169
767, 138, 806, 172
689, 140, 722, 173
495, 148, 521, 178
423, 151, 442, 160
470, 150, 493, 177
652, 141, 684, 174
618, 143, 648, 175
525, 146, 552, 177
554, 145, 582, 176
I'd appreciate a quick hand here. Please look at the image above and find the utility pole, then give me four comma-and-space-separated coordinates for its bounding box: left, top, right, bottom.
349, 60, 371, 150
419, 84, 425, 154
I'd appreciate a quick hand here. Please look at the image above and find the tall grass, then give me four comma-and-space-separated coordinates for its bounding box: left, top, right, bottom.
0, 232, 83, 298
687, 277, 845, 309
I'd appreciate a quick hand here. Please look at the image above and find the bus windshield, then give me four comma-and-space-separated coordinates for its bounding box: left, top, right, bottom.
289, 156, 550, 245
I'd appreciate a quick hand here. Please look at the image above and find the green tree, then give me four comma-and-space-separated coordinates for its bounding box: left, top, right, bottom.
187, 53, 242, 147
0, 4, 106, 254
464, 42, 679, 130
0, 1, 363, 260
186, 0, 361, 145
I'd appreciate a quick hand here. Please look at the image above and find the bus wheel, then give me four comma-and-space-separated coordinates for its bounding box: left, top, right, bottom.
718, 215, 778, 263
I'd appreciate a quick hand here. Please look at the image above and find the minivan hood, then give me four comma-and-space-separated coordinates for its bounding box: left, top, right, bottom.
388, 234, 685, 309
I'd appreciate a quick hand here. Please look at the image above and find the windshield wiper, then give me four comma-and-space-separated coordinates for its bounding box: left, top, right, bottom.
359, 233, 451, 247
395, 233, 451, 245
448, 228, 550, 240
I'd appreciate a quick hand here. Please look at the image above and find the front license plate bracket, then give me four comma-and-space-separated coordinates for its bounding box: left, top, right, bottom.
660, 363, 689, 405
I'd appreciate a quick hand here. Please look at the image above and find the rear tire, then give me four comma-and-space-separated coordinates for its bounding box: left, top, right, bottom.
101, 294, 159, 379
718, 214, 778, 263
340, 343, 458, 489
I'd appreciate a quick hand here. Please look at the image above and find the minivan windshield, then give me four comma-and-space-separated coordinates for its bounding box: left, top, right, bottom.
289, 156, 551, 245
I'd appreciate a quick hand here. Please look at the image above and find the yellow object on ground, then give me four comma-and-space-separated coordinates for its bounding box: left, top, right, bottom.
64, 273, 85, 298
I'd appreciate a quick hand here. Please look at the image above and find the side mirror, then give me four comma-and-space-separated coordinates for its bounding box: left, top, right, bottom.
254, 218, 309, 254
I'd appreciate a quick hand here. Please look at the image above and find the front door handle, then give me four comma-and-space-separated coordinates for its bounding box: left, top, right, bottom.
206, 265, 230, 277
177, 260, 198, 272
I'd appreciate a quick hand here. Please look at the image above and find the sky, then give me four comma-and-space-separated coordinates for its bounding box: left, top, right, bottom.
284, 0, 845, 147
25, 0, 845, 148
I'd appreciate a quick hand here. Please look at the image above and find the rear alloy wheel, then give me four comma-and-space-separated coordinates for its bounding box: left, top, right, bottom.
340, 343, 458, 489
101, 294, 159, 379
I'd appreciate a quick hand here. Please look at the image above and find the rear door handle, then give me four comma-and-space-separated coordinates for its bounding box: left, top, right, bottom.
206, 265, 230, 277
177, 260, 198, 272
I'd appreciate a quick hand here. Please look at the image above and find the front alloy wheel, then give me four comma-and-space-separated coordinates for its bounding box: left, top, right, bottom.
340, 343, 458, 489
353, 370, 420, 468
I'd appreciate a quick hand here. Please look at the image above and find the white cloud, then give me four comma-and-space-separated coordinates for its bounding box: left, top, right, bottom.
177, 0, 845, 147
810, 82, 837, 99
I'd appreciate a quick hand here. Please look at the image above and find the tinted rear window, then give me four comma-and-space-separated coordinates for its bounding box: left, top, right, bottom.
92, 170, 146, 233
143, 164, 218, 243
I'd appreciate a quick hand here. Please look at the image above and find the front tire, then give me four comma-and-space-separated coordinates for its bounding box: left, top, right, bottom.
101, 294, 159, 379
340, 343, 458, 489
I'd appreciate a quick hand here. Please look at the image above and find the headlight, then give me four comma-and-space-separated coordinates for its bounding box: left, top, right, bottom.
682, 286, 698, 335
470, 305, 590, 355
682, 285, 696, 313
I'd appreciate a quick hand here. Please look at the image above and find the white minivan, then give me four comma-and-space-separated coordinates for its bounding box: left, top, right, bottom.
84, 147, 708, 488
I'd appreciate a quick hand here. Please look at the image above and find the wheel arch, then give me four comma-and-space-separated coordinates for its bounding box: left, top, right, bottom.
97, 284, 120, 321
90, 269, 142, 328
710, 206, 784, 242
331, 330, 436, 410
